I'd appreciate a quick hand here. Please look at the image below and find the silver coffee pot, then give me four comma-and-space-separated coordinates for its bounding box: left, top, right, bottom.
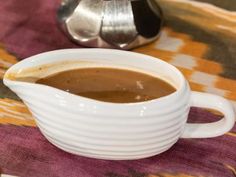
57, 0, 163, 50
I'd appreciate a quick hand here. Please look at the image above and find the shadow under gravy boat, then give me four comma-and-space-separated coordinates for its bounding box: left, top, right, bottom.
3, 49, 235, 160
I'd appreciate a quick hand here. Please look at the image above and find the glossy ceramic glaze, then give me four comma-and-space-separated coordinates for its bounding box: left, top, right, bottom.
3, 49, 235, 160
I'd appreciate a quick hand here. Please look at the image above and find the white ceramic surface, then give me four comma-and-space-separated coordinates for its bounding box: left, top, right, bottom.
3, 49, 235, 160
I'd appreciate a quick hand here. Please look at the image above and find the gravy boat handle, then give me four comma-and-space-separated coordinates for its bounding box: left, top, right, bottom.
181, 91, 235, 138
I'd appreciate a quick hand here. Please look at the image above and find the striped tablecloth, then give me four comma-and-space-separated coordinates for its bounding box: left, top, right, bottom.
0, 0, 235, 177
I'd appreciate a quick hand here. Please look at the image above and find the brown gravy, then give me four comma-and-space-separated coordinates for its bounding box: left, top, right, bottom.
36, 68, 176, 103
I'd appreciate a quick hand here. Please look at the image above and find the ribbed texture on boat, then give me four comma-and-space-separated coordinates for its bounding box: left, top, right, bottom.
11, 84, 190, 160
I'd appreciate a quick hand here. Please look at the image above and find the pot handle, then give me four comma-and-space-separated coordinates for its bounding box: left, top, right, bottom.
181, 91, 235, 138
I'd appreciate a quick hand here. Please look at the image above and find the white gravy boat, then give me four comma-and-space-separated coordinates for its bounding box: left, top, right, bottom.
3, 49, 235, 160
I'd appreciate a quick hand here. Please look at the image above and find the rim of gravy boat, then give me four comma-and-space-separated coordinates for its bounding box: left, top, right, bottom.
3, 49, 187, 109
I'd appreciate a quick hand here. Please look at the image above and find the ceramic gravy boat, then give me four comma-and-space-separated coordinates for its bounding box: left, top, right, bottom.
3, 49, 235, 160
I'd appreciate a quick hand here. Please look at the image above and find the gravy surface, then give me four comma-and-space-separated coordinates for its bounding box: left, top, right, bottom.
36, 68, 176, 103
